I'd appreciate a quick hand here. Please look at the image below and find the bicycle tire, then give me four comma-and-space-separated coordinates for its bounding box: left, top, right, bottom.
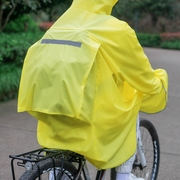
110, 118, 160, 180
19, 158, 81, 180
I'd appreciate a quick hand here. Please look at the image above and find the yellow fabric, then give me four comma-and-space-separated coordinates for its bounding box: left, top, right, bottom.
18, 0, 168, 169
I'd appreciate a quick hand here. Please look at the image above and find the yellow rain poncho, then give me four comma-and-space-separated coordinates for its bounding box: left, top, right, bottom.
18, 0, 168, 169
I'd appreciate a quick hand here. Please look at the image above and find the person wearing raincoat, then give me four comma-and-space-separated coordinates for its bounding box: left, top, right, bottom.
18, 0, 168, 179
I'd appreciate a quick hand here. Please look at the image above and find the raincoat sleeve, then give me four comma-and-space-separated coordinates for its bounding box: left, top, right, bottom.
140, 68, 168, 113
115, 24, 168, 113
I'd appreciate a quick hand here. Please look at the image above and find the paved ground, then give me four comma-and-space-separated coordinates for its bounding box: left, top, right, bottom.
0, 47, 180, 179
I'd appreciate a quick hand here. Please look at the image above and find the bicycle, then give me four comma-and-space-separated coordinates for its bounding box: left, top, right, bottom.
9, 118, 160, 180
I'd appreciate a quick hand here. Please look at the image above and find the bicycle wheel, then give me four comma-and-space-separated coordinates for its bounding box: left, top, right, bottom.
111, 118, 160, 180
19, 158, 81, 180
132, 118, 160, 180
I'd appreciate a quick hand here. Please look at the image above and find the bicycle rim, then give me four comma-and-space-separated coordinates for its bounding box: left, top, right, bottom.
132, 118, 160, 180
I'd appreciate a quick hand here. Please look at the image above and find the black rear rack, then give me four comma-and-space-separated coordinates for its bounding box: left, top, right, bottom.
10, 148, 64, 162
9, 148, 84, 180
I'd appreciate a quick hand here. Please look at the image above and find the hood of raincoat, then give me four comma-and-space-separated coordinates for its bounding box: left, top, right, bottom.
72, 0, 118, 15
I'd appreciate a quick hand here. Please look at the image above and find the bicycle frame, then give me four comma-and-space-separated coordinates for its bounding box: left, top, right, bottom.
137, 125, 147, 169
82, 163, 106, 180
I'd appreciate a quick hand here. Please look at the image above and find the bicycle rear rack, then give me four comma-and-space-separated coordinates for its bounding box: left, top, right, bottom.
9, 148, 85, 180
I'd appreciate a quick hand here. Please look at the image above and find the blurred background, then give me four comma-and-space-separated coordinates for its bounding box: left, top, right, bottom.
0, 0, 180, 102
1, 1, 180, 179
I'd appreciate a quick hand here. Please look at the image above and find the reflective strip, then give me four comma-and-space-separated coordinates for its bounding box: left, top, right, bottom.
41, 39, 82, 47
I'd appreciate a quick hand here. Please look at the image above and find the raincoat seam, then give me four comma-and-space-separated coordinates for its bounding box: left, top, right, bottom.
91, 53, 101, 158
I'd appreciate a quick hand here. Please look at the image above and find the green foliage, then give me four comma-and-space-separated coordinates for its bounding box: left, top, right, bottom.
136, 32, 180, 50
0, 31, 44, 66
137, 0, 174, 26
0, 31, 44, 101
0, 64, 21, 101
4, 14, 39, 33
44, 0, 72, 21
136, 33, 161, 47
113, 0, 175, 28
20, 0, 52, 11
0, 0, 56, 31
113, 1, 134, 20
160, 40, 180, 50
